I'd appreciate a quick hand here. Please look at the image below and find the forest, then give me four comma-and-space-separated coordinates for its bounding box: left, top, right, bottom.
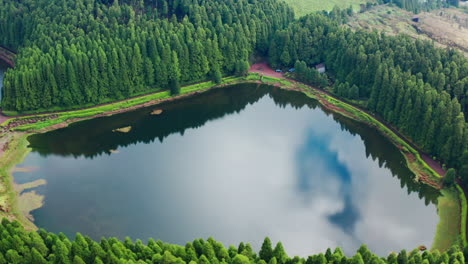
0, 0, 468, 260
0, 0, 466, 181
267, 11, 467, 185
0, 0, 293, 111
0, 219, 466, 264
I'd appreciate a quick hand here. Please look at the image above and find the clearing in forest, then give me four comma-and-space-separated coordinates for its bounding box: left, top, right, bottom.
347, 5, 468, 56
283, 0, 375, 17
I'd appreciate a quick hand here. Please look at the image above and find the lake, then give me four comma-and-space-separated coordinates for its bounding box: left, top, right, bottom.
14, 83, 440, 256
0, 61, 7, 102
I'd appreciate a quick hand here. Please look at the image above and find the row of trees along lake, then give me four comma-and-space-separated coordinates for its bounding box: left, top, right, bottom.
26, 84, 439, 207
0, 218, 465, 264
0, 1, 466, 192
0, 0, 293, 110
268, 12, 467, 185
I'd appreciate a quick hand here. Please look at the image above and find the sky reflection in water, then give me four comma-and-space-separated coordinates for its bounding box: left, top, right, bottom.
15, 85, 438, 257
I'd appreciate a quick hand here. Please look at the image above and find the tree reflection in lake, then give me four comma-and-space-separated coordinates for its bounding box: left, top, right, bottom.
17, 83, 439, 256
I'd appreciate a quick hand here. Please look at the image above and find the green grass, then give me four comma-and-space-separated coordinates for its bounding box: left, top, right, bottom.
1, 73, 464, 248
3, 76, 249, 132
457, 184, 467, 247
309, 89, 441, 180
283, 0, 375, 17
0, 134, 37, 231
432, 189, 462, 251
261, 76, 441, 183
0, 75, 255, 229
246, 73, 261, 80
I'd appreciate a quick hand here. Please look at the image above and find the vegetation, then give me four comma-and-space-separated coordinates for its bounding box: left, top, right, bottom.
269, 12, 467, 184
283, 0, 458, 18
457, 185, 468, 247
2, 76, 244, 132
432, 189, 463, 251
0, 72, 463, 252
282, 0, 375, 17
0, 0, 467, 257
0, 0, 293, 112
346, 6, 468, 56
383, 0, 450, 13
0, 134, 36, 231
0, 218, 467, 264
1, 0, 465, 179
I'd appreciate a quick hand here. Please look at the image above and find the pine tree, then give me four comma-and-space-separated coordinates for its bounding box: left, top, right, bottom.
444, 168, 456, 187
31, 248, 47, 264
233, 254, 250, 264
73, 256, 86, 264
259, 237, 273, 262
273, 242, 288, 264
213, 68, 222, 84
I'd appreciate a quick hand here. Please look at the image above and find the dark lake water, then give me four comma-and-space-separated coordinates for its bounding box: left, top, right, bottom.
0, 61, 7, 101
14, 83, 440, 256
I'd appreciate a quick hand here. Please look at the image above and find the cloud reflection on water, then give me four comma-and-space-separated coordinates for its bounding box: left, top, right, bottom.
17, 92, 438, 258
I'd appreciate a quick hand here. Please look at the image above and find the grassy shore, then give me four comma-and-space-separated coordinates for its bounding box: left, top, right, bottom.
0, 73, 465, 251
2, 76, 243, 132
0, 134, 36, 230
432, 189, 462, 251
258, 74, 466, 251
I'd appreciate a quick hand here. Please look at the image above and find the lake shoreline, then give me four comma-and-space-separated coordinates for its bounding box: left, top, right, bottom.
0, 73, 465, 251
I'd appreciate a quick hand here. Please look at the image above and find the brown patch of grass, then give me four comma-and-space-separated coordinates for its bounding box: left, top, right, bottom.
14, 179, 46, 193
11, 166, 39, 173
151, 109, 163, 115
113, 126, 132, 133
402, 152, 443, 189
0, 133, 38, 230
347, 6, 468, 56
18, 191, 44, 222
317, 94, 355, 117
404, 152, 416, 163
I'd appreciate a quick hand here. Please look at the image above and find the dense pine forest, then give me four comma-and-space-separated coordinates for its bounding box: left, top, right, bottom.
0, 0, 466, 180
0, 0, 467, 179
268, 12, 468, 184
0, 0, 293, 111
0, 219, 466, 264
1, 0, 468, 260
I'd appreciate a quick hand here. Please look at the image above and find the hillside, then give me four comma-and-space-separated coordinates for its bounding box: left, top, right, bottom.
346, 5, 468, 56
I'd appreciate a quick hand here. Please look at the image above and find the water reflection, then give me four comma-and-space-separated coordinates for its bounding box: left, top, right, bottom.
0, 61, 7, 101
17, 84, 439, 257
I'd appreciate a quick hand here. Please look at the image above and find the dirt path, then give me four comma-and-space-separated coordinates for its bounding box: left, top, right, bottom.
0, 87, 172, 126
0, 76, 219, 124
4, 62, 447, 177
0, 79, 240, 132
0, 114, 10, 125
249, 62, 284, 78
308, 83, 446, 176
